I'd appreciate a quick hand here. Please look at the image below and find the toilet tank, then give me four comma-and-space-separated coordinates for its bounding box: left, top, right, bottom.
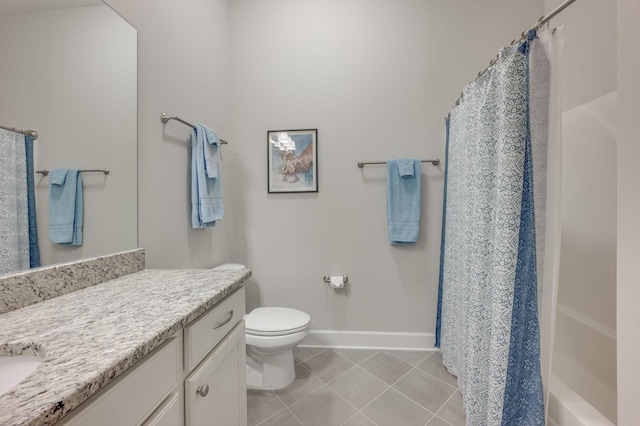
212, 263, 246, 270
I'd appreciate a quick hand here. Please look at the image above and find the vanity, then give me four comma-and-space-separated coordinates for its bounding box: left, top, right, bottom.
0, 250, 250, 426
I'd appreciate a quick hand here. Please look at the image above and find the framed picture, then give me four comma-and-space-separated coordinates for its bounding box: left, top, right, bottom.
267, 129, 318, 193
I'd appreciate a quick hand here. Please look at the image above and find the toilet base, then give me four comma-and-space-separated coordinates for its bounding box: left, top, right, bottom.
246, 347, 295, 391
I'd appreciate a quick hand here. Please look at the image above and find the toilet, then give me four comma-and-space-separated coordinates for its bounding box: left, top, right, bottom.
212, 264, 311, 391
244, 306, 310, 390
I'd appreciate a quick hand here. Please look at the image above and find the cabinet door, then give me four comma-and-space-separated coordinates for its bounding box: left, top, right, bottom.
58, 338, 179, 426
185, 321, 247, 426
142, 393, 182, 426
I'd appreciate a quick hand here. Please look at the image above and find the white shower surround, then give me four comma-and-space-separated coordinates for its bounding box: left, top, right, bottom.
548, 377, 614, 426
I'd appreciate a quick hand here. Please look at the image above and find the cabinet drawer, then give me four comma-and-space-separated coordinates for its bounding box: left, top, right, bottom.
184, 286, 245, 371
59, 337, 178, 426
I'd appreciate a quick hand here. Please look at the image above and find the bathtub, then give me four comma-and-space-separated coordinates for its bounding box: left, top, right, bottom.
548, 376, 614, 426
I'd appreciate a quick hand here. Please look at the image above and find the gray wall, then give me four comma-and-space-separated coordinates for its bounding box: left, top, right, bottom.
546, 0, 617, 112
105, 0, 233, 269
228, 0, 542, 345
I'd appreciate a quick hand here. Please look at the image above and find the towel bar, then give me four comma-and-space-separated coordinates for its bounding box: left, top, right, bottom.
160, 113, 228, 144
36, 169, 110, 176
357, 159, 440, 168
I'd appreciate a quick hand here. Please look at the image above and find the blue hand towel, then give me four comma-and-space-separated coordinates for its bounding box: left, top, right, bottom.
191, 125, 224, 228
203, 128, 221, 180
49, 168, 83, 245
387, 158, 421, 244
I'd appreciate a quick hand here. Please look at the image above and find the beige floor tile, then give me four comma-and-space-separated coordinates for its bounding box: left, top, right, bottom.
328, 366, 388, 409
249, 347, 467, 426
340, 412, 377, 426
417, 351, 458, 387
384, 349, 433, 366
436, 391, 466, 426
333, 348, 379, 364
359, 351, 413, 385
300, 349, 355, 383
288, 386, 358, 426
275, 363, 324, 406
427, 416, 453, 426
362, 388, 434, 426
393, 368, 456, 413
257, 409, 302, 426
247, 390, 286, 426
294, 347, 327, 364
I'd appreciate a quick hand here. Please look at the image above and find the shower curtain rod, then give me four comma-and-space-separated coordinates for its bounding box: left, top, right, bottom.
445, 0, 577, 119
0, 124, 38, 140
160, 113, 228, 144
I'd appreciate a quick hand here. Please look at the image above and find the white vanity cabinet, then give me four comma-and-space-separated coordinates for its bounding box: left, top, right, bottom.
142, 393, 182, 426
58, 337, 180, 426
183, 287, 247, 426
185, 323, 247, 426
58, 286, 247, 426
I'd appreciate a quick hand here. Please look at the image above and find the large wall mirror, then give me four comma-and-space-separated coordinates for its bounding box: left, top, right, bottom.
0, 0, 137, 271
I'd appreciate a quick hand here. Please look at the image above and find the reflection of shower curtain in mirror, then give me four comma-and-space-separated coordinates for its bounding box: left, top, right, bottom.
25, 135, 40, 268
0, 129, 40, 274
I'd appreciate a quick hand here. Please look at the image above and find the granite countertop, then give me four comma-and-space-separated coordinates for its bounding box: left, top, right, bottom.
0, 267, 252, 426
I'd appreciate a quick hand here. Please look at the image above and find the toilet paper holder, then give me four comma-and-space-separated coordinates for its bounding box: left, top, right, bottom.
323, 275, 349, 284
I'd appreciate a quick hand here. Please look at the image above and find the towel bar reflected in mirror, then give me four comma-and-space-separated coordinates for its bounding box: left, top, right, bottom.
36, 169, 110, 176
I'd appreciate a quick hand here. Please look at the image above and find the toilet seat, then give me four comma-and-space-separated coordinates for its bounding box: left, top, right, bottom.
245, 307, 310, 337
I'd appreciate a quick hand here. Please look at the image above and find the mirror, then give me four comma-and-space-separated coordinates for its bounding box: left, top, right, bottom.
0, 0, 137, 271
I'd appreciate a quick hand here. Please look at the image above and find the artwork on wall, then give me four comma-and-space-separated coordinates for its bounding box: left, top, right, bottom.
267, 129, 318, 193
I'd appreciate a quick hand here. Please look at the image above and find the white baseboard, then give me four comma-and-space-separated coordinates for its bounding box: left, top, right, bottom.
299, 330, 436, 351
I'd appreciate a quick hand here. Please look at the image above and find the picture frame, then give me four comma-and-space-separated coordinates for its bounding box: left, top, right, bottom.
267, 129, 318, 193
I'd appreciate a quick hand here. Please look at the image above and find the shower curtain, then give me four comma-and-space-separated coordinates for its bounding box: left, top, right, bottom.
436, 31, 553, 425
0, 129, 40, 275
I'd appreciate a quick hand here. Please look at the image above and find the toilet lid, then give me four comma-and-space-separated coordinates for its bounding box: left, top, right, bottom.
245, 307, 310, 336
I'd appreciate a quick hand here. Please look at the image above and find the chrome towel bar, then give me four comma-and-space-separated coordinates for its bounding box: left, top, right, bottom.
160, 113, 228, 144
36, 169, 110, 176
357, 159, 440, 168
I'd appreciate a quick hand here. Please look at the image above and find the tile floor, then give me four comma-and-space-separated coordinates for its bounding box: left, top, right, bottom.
247, 348, 466, 426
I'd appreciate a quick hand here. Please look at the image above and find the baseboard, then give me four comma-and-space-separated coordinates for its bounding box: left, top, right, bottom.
299, 330, 436, 351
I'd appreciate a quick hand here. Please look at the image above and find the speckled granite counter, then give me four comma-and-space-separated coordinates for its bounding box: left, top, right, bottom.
0, 267, 251, 426
0, 249, 145, 315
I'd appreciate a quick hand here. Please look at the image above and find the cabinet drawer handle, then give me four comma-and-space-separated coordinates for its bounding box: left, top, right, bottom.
197, 384, 209, 397
212, 310, 234, 330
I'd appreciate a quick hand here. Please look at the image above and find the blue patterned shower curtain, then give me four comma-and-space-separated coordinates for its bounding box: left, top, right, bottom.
0, 129, 40, 275
436, 36, 546, 426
